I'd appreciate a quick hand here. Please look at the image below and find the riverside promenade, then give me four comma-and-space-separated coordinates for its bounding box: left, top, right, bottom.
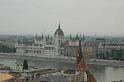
0, 53, 124, 66
0, 53, 75, 63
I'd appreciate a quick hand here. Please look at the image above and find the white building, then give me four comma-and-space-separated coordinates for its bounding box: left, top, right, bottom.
16, 23, 65, 57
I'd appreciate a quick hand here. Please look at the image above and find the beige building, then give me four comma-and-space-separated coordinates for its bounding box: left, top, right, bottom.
16, 23, 65, 57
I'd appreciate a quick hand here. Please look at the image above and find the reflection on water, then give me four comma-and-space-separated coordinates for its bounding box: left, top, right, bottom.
0, 58, 124, 82
89, 65, 105, 82
104, 66, 124, 82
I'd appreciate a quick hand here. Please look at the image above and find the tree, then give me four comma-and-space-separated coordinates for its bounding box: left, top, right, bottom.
23, 60, 28, 70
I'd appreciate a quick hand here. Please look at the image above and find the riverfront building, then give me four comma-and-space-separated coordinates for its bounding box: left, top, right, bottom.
16, 23, 65, 57
15, 23, 96, 59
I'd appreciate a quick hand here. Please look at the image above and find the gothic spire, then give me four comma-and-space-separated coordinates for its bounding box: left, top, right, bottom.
41, 33, 44, 39
58, 21, 60, 29
35, 34, 38, 39
83, 34, 85, 40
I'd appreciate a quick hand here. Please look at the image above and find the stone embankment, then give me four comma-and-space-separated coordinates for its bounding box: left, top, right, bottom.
0, 53, 124, 66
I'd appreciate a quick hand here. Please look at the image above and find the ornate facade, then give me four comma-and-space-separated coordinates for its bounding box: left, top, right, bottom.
16, 23, 64, 56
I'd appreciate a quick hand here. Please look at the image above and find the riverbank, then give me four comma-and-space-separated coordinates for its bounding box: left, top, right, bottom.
0, 53, 76, 63
88, 59, 124, 67
0, 53, 124, 67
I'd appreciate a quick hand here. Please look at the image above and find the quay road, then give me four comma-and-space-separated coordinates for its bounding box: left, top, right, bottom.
0, 53, 124, 66
0, 53, 75, 63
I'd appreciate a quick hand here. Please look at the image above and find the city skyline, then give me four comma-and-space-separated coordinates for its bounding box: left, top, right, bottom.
0, 0, 124, 37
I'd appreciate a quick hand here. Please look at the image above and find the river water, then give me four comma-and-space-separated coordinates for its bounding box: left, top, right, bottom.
0, 58, 124, 82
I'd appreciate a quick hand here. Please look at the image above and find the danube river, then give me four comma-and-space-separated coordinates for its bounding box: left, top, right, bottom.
0, 58, 124, 82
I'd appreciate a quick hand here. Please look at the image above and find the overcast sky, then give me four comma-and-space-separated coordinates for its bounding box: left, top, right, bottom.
0, 0, 124, 36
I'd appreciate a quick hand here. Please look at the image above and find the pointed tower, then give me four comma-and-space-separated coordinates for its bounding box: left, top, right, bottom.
42, 33, 46, 47
41, 33, 44, 39
35, 34, 38, 40
76, 33, 79, 40
54, 22, 64, 47
54, 22, 64, 37
34, 34, 38, 44
70, 34, 72, 40
83, 34, 85, 41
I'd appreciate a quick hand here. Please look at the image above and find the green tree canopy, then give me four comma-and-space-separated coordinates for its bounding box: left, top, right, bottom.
23, 59, 28, 70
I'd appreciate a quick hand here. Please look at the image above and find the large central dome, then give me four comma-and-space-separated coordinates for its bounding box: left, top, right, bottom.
54, 23, 64, 37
